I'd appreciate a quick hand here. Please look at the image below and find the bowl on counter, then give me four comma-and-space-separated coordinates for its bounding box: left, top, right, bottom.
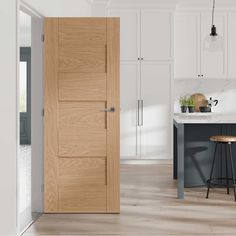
199, 106, 211, 113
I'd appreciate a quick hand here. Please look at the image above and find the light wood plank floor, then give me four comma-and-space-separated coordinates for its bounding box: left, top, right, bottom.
24, 164, 236, 236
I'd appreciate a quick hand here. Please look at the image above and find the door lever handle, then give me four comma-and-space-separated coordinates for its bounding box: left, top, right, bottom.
100, 107, 115, 112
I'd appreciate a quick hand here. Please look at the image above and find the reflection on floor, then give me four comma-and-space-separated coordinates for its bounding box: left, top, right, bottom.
19, 145, 39, 233
19, 145, 31, 214
24, 165, 236, 236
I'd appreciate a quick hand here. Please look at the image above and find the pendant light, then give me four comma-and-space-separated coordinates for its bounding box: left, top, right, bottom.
204, 0, 223, 52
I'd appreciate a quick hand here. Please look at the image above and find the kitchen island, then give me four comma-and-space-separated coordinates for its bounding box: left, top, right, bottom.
174, 113, 236, 199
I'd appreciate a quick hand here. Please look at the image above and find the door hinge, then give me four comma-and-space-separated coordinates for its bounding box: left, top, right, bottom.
41, 34, 45, 42
41, 109, 44, 117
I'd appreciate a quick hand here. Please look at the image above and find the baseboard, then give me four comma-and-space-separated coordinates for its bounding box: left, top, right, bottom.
120, 159, 173, 165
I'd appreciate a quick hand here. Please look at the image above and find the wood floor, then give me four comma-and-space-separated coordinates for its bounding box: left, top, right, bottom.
24, 164, 236, 236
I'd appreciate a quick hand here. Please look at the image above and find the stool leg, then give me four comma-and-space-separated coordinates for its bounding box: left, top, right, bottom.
225, 144, 230, 195
228, 143, 236, 202
206, 143, 218, 199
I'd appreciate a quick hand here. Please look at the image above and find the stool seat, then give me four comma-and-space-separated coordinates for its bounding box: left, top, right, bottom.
210, 135, 236, 143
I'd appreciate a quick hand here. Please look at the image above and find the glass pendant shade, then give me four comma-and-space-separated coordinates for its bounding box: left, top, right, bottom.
204, 33, 223, 52
204, 0, 223, 52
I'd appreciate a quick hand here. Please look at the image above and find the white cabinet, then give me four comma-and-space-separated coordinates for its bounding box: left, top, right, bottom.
141, 10, 173, 61
120, 62, 139, 158
140, 63, 171, 159
174, 13, 200, 78
228, 12, 236, 79
109, 8, 172, 160
174, 12, 227, 79
108, 9, 140, 61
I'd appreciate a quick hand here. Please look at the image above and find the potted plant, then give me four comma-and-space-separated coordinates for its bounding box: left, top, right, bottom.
187, 97, 195, 113
179, 96, 188, 113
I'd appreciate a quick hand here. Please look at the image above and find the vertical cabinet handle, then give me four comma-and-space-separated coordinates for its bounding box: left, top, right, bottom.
140, 100, 143, 126
137, 100, 140, 126
137, 100, 144, 126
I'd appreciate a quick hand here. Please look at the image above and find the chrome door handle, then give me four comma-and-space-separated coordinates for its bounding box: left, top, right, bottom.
100, 107, 115, 112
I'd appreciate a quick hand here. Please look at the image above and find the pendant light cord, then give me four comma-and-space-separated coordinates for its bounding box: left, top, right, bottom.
212, 0, 216, 26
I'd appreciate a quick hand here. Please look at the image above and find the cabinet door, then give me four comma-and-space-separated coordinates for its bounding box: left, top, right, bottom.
108, 9, 140, 61
228, 13, 236, 79
201, 13, 227, 78
141, 10, 173, 61
140, 62, 171, 159
120, 62, 140, 158
174, 13, 200, 78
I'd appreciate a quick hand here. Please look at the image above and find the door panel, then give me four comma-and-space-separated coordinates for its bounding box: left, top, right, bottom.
59, 129, 107, 157
120, 62, 139, 158
108, 9, 140, 61
141, 10, 172, 61
59, 102, 106, 129
44, 18, 120, 213
141, 63, 171, 159
58, 186, 107, 212
59, 47, 106, 73
59, 73, 107, 101
58, 158, 106, 186
174, 13, 200, 78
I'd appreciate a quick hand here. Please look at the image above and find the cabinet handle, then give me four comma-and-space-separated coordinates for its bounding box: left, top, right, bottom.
138, 58, 140, 60
137, 100, 140, 126
141, 58, 144, 60
140, 99, 143, 126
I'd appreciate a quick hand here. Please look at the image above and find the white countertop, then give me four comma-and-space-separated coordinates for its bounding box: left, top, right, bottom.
174, 113, 236, 124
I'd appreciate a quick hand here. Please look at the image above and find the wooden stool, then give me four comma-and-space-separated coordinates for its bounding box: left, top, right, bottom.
206, 135, 236, 201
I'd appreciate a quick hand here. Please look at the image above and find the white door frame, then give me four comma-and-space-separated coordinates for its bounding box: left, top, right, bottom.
18, 1, 44, 235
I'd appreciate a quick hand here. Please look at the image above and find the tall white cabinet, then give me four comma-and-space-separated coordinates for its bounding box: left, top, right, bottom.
109, 9, 173, 160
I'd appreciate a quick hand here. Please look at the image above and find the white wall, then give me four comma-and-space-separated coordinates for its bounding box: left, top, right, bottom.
22, 0, 91, 16
20, 11, 31, 47
0, 0, 18, 235
173, 80, 236, 113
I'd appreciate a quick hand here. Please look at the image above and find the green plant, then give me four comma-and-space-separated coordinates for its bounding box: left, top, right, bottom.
179, 96, 188, 106
187, 97, 195, 107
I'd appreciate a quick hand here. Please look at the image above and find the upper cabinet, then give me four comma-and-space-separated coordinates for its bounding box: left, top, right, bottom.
141, 10, 173, 61
175, 12, 227, 79
108, 9, 173, 62
201, 13, 227, 79
174, 13, 200, 78
108, 9, 140, 61
228, 12, 236, 79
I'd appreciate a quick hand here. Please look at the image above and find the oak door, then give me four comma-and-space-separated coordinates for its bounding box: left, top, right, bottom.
44, 18, 120, 213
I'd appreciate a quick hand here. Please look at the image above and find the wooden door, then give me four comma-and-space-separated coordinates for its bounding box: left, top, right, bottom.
44, 18, 120, 213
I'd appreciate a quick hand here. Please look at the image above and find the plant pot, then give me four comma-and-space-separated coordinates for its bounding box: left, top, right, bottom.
181, 106, 187, 113
188, 106, 195, 113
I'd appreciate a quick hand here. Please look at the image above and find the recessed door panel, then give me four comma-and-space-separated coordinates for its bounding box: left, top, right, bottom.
59, 73, 107, 101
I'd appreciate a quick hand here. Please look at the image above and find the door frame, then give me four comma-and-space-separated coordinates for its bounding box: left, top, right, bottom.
18, 2, 44, 235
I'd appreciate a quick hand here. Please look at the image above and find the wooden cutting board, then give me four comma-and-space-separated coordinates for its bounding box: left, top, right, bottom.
190, 93, 208, 112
